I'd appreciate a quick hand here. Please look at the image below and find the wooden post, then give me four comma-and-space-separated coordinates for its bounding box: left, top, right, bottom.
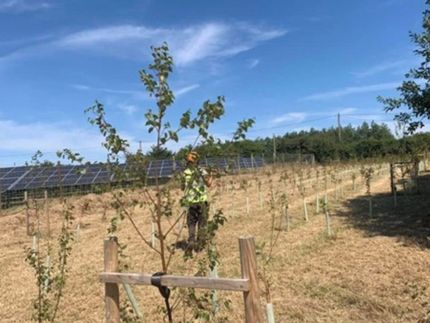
340, 179, 344, 198
25, 191, 31, 236
239, 237, 263, 323
104, 237, 120, 323
44, 190, 50, 239
303, 198, 309, 222
324, 208, 332, 237
389, 163, 394, 194
151, 222, 156, 248
315, 192, 320, 214
283, 206, 290, 231
393, 186, 397, 207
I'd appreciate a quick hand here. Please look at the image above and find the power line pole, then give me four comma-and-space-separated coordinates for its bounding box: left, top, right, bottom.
139, 140, 142, 152
337, 113, 342, 142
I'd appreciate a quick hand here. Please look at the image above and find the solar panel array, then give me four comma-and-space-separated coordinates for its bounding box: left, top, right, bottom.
0, 156, 264, 193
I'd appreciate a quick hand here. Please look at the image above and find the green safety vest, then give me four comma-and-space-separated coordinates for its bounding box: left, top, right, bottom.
182, 166, 208, 205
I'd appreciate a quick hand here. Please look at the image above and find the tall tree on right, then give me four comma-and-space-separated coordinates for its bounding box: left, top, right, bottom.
379, 1, 430, 134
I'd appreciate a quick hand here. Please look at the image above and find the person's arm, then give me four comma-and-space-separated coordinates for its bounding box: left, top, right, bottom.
201, 168, 213, 187
204, 175, 213, 187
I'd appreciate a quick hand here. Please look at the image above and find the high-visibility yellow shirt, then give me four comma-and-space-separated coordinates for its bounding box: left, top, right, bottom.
182, 166, 208, 205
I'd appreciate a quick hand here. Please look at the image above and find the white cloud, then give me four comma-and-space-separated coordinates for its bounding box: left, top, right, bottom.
351, 60, 413, 78
0, 119, 103, 152
248, 58, 260, 69
174, 84, 200, 97
55, 22, 287, 66
271, 112, 307, 124
0, 119, 142, 164
70, 83, 143, 96
0, 22, 286, 72
0, 0, 51, 12
338, 107, 357, 114
301, 82, 400, 101
118, 104, 138, 116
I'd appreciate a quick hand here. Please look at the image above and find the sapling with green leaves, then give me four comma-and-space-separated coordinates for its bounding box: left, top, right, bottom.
25, 150, 79, 323
256, 182, 285, 323
85, 43, 254, 321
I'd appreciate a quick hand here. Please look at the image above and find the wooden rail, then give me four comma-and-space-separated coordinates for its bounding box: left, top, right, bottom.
101, 236, 263, 323
100, 272, 249, 291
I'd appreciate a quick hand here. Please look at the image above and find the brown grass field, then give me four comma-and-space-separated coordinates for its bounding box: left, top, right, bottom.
0, 163, 429, 322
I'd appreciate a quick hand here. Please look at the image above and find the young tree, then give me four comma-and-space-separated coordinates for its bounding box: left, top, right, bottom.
379, 1, 430, 133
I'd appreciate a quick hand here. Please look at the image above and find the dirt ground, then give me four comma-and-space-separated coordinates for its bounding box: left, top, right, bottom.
0, 164, 429, 322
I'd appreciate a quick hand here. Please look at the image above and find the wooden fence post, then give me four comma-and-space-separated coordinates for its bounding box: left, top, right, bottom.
25, 191, 31, 236
44, 190, 50, 239
104, 237, 120, 323
239, 237, 263, 323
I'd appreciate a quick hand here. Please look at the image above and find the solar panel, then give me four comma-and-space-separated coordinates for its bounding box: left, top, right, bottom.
12, 167, 46, 190
0, 167, 15, 179
0, 156, 265, 192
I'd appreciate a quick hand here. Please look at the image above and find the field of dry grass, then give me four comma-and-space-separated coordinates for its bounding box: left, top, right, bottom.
0, 163, 429, 322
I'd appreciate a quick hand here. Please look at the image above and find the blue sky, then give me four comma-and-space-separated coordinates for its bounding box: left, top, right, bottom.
0, 0, 428, 166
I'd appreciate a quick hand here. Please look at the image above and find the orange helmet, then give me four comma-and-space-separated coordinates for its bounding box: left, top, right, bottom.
186, 151, 199, 163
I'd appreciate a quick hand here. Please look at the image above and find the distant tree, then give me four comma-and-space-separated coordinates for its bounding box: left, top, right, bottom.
379, 1, 430, 133
146, 145, 173, 160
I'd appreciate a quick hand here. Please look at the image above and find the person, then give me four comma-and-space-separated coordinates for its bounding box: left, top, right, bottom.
181, 151, 212, 253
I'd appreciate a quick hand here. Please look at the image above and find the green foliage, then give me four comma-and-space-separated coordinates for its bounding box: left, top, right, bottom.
24, 151, 78, 323
360, 166, 374, 196
25, 200, 75, 323
196, 121, 429, 162
82, 42, 253, 322
378, 1, 430, 133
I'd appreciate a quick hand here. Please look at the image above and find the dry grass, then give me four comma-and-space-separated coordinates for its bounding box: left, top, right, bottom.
0, 164, 429, 322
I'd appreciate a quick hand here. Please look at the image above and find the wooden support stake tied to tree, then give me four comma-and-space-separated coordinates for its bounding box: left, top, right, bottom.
101, 236, 264, 323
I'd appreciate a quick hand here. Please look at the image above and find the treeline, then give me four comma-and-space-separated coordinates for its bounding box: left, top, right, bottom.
143, 121, 430, 163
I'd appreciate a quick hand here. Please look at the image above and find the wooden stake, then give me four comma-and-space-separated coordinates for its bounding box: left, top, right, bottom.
44, 190, 50, 239
25, 191, 31, 236
239, 237, 263, 323
283, 206, 290, 231
325, 209, 332, 237
303, 198, 309, 222
151, 222, 156, 248
32, 235, 37, 251
315, 192, 320, 214
104, 237, 120, 323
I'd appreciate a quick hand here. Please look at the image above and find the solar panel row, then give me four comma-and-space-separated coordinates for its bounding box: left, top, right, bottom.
0, 157, 264, 193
